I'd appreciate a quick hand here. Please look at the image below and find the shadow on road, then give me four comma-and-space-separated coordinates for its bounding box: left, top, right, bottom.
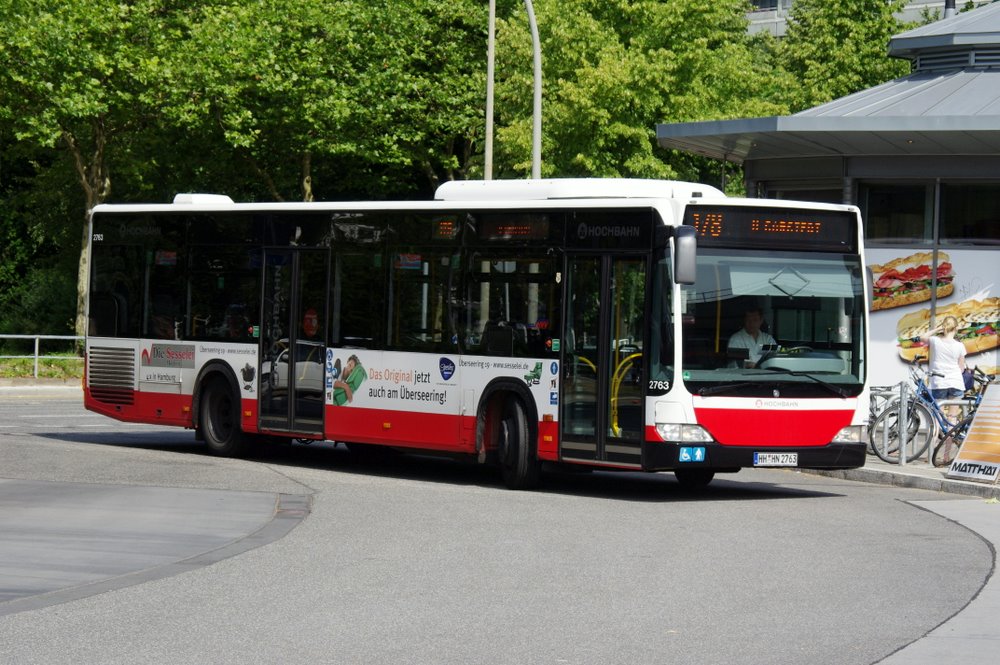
39, 430, 845, 503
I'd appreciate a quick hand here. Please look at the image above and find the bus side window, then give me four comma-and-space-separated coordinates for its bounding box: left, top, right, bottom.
387, 249, 456, 352
149, 293, 179, 340
463, 253, 559, 359
480, 320, 513, 356
89, 291, 126, 337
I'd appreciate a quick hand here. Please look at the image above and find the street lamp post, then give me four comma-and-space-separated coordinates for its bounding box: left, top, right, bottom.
524, 0, 542, 179
484, 0, 542, 180
485, 0, 496, 180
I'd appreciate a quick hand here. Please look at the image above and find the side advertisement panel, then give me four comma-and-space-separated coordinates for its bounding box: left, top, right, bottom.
323, 350, 559, 452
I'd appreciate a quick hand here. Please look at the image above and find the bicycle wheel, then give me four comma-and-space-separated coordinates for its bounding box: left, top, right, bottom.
870, 402, 934, 464
932, 414, 974, 468
867, 394, 902, 454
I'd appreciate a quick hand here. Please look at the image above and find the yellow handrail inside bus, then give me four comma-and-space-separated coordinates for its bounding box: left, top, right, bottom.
610, 352, 642, 436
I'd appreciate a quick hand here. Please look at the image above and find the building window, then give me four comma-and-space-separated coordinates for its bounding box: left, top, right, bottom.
749, 0, 792, 10
860, 184, 931, 245
941, 184, 1000, 246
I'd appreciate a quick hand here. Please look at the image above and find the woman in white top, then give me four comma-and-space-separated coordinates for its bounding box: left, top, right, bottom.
919, 315, 966, 421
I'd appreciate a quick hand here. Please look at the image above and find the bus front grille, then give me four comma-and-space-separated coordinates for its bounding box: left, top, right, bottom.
87, 346, 135, 405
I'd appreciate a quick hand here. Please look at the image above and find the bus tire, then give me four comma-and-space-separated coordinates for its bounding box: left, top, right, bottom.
199, 377, 249, 457
499, 396, 540, 490
674, 469, 715, 488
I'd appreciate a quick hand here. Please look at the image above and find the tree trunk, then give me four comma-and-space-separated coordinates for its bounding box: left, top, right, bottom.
302, 151, 314, 202
63, 120, 110, 338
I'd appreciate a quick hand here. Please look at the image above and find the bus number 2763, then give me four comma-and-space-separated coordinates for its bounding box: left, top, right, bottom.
648, 380, 671, 391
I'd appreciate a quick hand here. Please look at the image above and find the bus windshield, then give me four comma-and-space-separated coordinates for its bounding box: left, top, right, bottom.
679, 249, 866, 397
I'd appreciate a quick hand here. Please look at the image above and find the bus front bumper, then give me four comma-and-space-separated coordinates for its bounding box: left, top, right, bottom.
641, 441, 867, 472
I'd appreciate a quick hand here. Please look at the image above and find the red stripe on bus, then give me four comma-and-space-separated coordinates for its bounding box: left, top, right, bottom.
325, 406, 470, 452
693, 408, 852, 446
84, 389, 193, 428
87, 390, 560, 458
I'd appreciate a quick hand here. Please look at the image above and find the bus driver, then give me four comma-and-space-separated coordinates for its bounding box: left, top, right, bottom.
728, 307, 776, 369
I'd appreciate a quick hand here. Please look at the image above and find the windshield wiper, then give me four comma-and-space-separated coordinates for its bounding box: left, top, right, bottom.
698, 382, 757, 397
761, 368, 849, 398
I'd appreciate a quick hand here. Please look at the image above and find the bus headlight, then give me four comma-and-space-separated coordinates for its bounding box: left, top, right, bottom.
833, 425, 867, 444
655, 423, 714, 443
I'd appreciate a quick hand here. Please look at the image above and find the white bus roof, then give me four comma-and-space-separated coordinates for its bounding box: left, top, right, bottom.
434, 178, 725, 201
91, 179, 857, 215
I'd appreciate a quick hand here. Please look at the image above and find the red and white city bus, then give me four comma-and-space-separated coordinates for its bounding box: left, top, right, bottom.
84, 179, 869, 488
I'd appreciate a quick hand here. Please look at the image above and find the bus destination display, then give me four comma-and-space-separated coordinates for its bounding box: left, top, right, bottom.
477, 214, 550, 241
683, 206, 856, 251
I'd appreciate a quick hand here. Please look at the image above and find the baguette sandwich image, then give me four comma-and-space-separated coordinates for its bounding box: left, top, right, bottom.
870, 251, 954, 311
896, 297, 1000, 362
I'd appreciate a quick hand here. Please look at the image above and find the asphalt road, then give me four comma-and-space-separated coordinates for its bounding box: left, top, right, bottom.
0, 388, 993, 665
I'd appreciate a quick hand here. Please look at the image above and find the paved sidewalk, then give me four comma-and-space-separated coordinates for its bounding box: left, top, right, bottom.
812, 455, 1000, 499
878, 498, 1000, 664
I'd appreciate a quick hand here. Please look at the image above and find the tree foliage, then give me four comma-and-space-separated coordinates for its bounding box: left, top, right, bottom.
164, 0, 490, 201
0, 0, 172, 333
493, 0, 785, 179
779, 0, 912, 109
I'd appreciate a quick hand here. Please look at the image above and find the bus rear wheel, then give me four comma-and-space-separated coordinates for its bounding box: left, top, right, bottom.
200, 378, 249, 457
498, 396, 540, 490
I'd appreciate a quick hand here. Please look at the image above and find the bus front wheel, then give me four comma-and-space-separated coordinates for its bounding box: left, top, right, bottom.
498, 396, 540, 490
199, 378, 249, 457
674, 469, 715, 489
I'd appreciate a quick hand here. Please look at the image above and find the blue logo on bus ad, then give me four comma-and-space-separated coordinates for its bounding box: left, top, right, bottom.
439, 357, 456, 381
550, 361, 558, 375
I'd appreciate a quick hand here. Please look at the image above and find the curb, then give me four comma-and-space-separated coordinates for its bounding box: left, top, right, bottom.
808, 467, 1000, 499
0, 378, 82, 388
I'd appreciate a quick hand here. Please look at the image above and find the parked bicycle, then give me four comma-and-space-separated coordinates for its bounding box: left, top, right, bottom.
931, 409, 979, 468
867, 384, 902, 455
869, 365, 992, 465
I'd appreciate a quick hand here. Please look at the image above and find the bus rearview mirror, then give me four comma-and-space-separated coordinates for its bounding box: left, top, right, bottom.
674, 225, 697, 285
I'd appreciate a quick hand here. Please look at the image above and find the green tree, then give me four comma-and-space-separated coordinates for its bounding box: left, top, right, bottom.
0, 0, 176, 334
492, 0, 785, 179
168, 0, 489, 200
779, 0, 912, 110
0, 131, 80, 335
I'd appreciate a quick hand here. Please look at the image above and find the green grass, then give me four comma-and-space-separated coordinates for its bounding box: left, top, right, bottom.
0, 356, 84, 379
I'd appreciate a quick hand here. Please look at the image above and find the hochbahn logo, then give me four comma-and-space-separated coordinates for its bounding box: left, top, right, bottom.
141, 343, 196, 369
576, 222, 640, 240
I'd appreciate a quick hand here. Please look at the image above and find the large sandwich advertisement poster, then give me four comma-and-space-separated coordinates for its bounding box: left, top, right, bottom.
868, 248, 998, 387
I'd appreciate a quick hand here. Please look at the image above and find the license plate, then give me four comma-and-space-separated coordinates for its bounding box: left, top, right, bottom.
754, 452, 798, 467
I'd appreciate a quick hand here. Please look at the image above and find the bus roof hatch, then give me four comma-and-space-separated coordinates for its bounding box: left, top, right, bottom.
172, 193, 235, 206
434, 178, 724, 202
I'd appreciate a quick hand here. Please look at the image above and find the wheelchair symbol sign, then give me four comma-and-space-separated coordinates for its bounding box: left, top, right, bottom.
679, 447, 706, 463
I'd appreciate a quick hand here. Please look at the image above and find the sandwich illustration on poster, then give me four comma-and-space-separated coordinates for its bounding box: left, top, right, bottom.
867, 248, 998, 387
